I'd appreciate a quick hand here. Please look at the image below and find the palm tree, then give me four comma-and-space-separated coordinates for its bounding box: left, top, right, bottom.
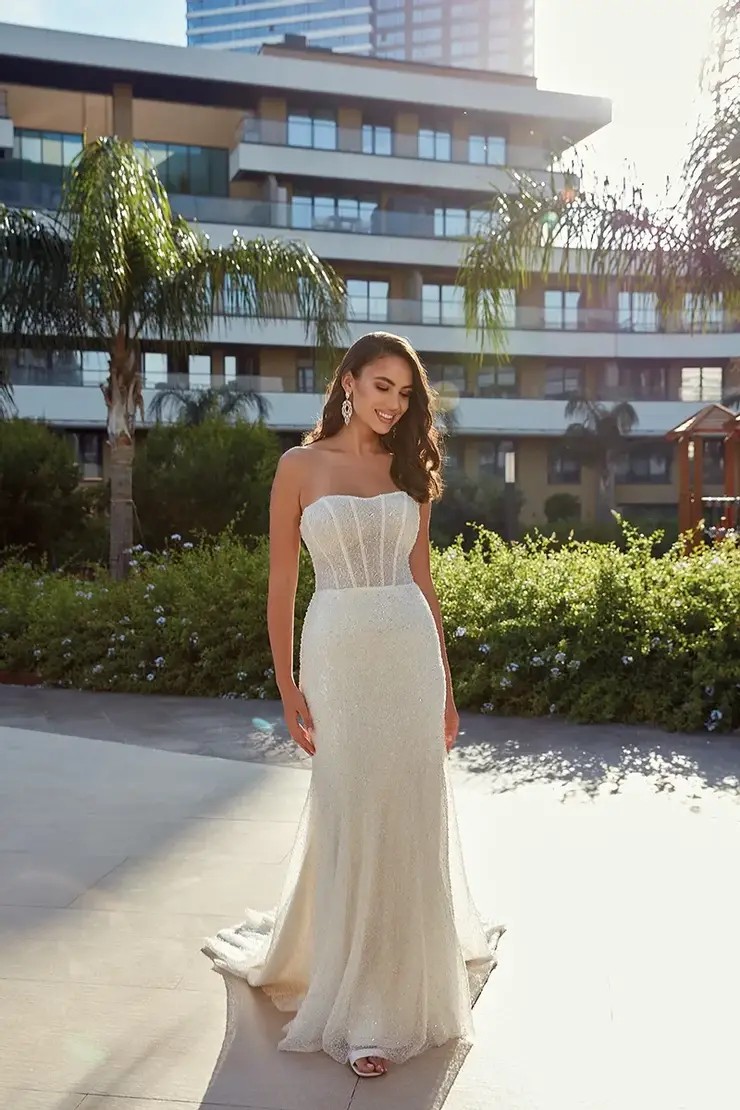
562, 398, 639, 522
148, 382, 269, 425
458, 0, 740, 350
0, 137, 346, 578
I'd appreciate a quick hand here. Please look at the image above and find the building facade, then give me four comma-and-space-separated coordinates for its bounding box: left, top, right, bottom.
0, 23, 736, 526
186, 0, 535, 75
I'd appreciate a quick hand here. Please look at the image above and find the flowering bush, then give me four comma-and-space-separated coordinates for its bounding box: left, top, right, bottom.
433, 522, 740, 733
1, 522, 738, 733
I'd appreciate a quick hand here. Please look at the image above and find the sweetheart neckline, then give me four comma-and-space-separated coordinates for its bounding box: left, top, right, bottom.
300, 490, 413, 520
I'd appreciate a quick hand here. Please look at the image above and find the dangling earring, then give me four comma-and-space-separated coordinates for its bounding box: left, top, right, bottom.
341, 391, 353, 426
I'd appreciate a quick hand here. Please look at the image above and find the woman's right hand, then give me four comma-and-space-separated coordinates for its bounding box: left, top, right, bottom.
281, 682, 315, 756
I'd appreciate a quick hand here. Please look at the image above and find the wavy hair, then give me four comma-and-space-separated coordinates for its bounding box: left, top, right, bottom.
303, 332, 444, 502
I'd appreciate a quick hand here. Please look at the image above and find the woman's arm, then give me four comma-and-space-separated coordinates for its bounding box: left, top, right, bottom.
267, 449, 303, 693
409, 500, 455, 706
266, 449, 315, 756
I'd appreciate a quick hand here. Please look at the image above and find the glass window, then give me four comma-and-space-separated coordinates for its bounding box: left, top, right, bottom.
616, 445, 672, 484
548, 448, 581, 484
287, 114, 313, 148
62, 134, 83, 166
422, 284, 464, 325
362, 124, 392, 156
413, 4, 441, 20
545, 289, 580, 330
433, 207, 468, 237
479, 441, 510, 477
413, 44, 443, 60
297, 362, 316, 393
41, 133, 63, 168
680, 365, 723, 402
223, 355, 237, 383
291, 194, 313, 230
188, 354, 211, 384
418, 129, 451, 161
703, 440, 725, 484
413, 26, 442, 42
347, 279, 389, 321
144, 352, 169, 387
544, 365, 583, 399
427, 363, 466, 392
468, 134, 506, 165
683, 293, 724, 331
615, 363, 668, 400
618, 291, 658, 332
477, 364, 517, 397
377, 10, 405, 26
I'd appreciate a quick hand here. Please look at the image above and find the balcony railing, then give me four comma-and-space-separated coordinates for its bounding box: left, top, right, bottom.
236, 116, 552, 176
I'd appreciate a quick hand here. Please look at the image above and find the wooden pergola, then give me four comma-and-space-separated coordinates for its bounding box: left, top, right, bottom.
666, 404, 740, 541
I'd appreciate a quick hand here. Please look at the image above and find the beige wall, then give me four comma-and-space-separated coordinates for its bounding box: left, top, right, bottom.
7, 85, 111, 137
133, 98, 243, 147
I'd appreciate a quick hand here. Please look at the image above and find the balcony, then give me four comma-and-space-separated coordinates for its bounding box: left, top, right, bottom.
230, 117, 566, 195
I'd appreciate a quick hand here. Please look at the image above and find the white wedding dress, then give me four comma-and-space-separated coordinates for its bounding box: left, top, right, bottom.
202, 490, 504, 1066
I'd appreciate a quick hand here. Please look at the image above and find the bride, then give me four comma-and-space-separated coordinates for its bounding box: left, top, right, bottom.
203, 332, 504, 1078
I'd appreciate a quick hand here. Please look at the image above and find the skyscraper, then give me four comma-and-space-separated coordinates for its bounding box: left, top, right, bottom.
186, 0, 535, 76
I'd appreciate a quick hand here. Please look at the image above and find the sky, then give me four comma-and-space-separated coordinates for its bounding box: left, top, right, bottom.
0, 0, 721, 201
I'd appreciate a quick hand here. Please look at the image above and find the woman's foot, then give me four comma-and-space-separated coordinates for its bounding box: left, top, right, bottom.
349, 1051, 389, 1076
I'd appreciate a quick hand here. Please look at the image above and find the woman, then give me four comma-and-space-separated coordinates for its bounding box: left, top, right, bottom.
203, 332, 503, 1078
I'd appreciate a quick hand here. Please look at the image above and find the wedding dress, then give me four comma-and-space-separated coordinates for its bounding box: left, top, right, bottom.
202, 490, 504, 1066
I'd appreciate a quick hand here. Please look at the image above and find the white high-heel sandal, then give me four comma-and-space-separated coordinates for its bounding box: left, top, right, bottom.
348, 1047, 387, 1077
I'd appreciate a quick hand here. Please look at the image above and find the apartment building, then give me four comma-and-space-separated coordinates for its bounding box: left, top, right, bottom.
1, 23, 736, 525
186, 0, 535, 76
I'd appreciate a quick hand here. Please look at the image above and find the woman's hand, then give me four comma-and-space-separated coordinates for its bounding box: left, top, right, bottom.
444, 693, 459, 752
281, 682, 315, 756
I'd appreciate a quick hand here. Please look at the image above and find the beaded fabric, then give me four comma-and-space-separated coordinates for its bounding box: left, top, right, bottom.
202, 492, 505, 1066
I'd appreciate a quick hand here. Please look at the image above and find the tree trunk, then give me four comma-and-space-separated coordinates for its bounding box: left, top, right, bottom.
101, 334, 144, 579
595, 463, 617, 523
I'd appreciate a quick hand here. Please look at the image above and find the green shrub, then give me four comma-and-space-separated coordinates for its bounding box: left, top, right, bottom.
544, 492, 581, 522
132, 419, 280, 549
0, 419, 95, 563
1, 520, 738, 733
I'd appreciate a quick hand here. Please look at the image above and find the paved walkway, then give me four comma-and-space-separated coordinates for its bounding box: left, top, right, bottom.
1, 686, 739, 1110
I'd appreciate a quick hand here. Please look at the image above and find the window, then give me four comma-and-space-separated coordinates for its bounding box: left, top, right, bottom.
376, 0, 404, 9
67, 431, 104, 480
616, 363, 668, 400
292, 194, 377, 231
297, 361, 316, 393
478, 288, 516, 328
433, 207, 468, 237
467, 134, 506, 166
347, 279, 389, 321
0, 128, 83, 187
223, 355, 237, 383
418, 128, 451, 161
413, 4, 441, 20
413, 26, 442, 42
422, 284, 464, 325
189, 354, 211, 384
451, 40, 480, 58
618, 291, 658, 332
479, 441, 512, 477
680, 365, 723, 402
548, 448, 582, 484
702, 440, 725, 484
362, 124, 392, 156
683, 293, 724, 332
376, 10, 405, 26
444, 439, 465, 471
287, 111, 337, 150
135, 141, 228, 196
544, 365, 583, 399
377, 29, 405, 45
616, 445, 672, 484
144, 352, 168, 387
477, 364, 517, 397
426, 363, 466, 393
545, 289, 580, 330
412, 44, 442, 59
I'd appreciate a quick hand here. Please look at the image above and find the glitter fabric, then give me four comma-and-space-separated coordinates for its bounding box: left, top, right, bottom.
202, 491, 505, 1066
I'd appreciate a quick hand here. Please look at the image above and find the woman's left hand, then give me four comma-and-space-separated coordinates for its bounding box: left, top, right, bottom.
444, 695, 460, 752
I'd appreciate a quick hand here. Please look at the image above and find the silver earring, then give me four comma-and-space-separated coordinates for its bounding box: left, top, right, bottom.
341, 391, 353, 425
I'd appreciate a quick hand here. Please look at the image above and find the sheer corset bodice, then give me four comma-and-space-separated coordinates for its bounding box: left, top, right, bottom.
299, 491, 419, 591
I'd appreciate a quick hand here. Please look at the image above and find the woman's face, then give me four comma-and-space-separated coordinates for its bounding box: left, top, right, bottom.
343, 354, 414, 437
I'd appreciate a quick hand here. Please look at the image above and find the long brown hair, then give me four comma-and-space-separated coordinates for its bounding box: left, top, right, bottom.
303, 332, 444, 503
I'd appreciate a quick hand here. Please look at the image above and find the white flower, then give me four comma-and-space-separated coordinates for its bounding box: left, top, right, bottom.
554, 651, 566, 664
107, 647, 116, 657
118, 634, 126, 642
145, 584, 155, 593
189, 633, 199, 644
704, 685, 714, 697
499, 676, 512, 688
549, 703, 557, 714
651, 636, 661, 647
92, 664, 103, 674
568, 659, 581, 671
264, 666, 274, 677
505, 662, 519, 672
550, 666, 561, 677
237, 671, 247, 681
479, 643, 491, 654
154, 656, 165, 667
621, 656, 633, 665
63, 652, 72, 660
153, 605, 164, 614
455, 626, 467, 638
146, 673, 155, 682
61, 637, 72, 646
120, 616, 130, 625
258, 687, 266, 699
710, 708, 723, 721
130, 560, 138, 568
33, 648, 42, 658
183, 542, 193, 550
531, 656, 544, 667
481, 702, 494, 713
131, 544, 144, 552
156, 616, 166, 626
170, 533, 182, 541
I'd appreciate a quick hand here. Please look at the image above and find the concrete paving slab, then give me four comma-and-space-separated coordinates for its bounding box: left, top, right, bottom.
0, 1091, 87, 1110
0, 851, 128, 909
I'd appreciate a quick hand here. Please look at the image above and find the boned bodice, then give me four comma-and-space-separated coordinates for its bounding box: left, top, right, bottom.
299, 491, 419, 590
